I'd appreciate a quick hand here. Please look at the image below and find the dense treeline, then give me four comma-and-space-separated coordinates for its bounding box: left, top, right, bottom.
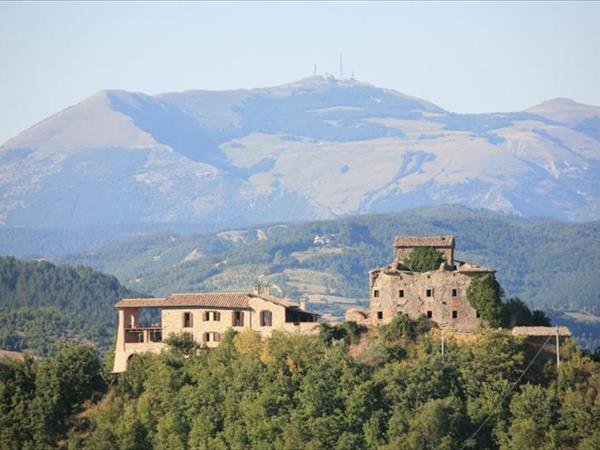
0, 344, 106, 449
0, 256, 137, 355
3, 316, 598, 449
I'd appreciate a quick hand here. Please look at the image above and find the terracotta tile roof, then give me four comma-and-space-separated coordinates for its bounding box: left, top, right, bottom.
394, 235, 455, 248
166, 293, 251, 309
115, 292, 317, 314
253, 293, 298, 308
115, 298, 168, 308
512, 326, 572, 337
115, 293, 250, 309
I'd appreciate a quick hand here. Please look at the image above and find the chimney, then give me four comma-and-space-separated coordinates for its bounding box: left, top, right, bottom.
299, 297, 308, 311
253, 283, 270, 295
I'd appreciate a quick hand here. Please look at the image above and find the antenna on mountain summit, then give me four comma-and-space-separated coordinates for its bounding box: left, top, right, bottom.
339, 53, 344, 80
313, 64, 317, 75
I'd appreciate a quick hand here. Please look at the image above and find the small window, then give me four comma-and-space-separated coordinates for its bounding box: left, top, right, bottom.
213, 311, 221, 321
452, 288, 458, 297
260, 310, 273, 327
476, 310, 481, 318
377, 311, 383, 320
426, 289, 433, 297
203, 311, 210, 321
233, 310, 244, 327
452, 310, 458, 319
427, 310, 433, 319
398, 289, 404, 298
183, 312, 193, 328
203, 332, 210, 343
149, 330, 162, 342
373, 289, 380, 298
213, 332, 221, 342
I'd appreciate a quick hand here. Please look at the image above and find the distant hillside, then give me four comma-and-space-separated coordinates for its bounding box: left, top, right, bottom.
1, 76, 600, 230
0, 256, 137, 355
58, 206, 600, 344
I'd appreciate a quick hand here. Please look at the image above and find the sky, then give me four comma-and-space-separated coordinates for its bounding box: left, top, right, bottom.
1, 1, 600, 144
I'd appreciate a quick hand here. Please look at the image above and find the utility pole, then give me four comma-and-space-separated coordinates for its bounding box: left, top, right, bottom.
556, 326, 560, 368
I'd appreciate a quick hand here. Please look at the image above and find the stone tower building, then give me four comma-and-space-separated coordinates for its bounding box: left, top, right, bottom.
359, 235, 495, 332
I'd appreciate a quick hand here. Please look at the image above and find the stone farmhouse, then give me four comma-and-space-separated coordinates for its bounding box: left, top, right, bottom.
113, 284, 319, 372
346, 235, 495, 332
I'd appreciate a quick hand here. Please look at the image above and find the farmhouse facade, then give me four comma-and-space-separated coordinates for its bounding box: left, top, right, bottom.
347, 235, 495, 332
113, 284, 318, 372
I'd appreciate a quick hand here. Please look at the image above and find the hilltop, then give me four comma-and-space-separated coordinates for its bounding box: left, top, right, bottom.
1, 76, 600, 230
2, 318, 600, 449
54, 206, 600, 347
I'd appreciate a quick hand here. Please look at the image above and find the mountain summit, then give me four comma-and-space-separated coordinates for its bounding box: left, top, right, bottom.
1, 77, 600, 228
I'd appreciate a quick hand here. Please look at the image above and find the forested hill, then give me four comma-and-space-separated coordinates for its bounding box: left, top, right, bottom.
0, 256, 137, 355
2, 319, 600, 449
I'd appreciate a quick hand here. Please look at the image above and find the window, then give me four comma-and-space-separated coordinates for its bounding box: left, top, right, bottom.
260, 310, 273, 327
373, 289, 380, 298
426, 289, 433, 297
233, 310, 244, 327
203, 311, 210, 321
213, 311, 221, 321
399, 289, 404, 298
377, 311, 383, 320
183, 312, 193, 328
452, 310, 458, 319
213, 332, 221, 342
427, 310, 433, 319
452, 288, 458, 297
203, 332, 210, 343
149, 330, 162, 342
476, 310, 481, 318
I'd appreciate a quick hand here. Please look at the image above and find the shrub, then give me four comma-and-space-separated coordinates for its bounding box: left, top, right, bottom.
403, 247, 445, 272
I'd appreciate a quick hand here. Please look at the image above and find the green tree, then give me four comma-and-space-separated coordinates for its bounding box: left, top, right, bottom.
502, 297, 551, 327
466, 274, 503, 327
164, 332, 201, 358
406, 396, 468, 450
503, 384, 558, 449
403, 247, 446, 272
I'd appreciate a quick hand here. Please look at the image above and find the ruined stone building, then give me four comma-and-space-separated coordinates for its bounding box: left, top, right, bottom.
346, 235, 495, 332
113, 284, 318, 372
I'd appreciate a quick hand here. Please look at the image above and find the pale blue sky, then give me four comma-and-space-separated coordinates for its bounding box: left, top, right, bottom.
1, 1, 600, 144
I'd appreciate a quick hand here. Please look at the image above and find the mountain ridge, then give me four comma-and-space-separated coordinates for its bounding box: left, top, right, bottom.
2, 76, 600, 228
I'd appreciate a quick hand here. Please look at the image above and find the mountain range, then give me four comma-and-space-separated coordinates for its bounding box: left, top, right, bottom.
2, 75, 600, 229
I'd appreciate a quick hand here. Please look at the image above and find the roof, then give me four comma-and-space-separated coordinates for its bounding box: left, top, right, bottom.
115, 291, 316, 314
255, 293, 299, 309
393, 235, 455, 248
512, 326, 572, 337
455, 261, 495, 273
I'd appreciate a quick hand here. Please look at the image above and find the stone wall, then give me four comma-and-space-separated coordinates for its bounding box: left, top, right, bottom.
392, 235, 455, 264
162, 306, 253, 347
369, 267, 484, 332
